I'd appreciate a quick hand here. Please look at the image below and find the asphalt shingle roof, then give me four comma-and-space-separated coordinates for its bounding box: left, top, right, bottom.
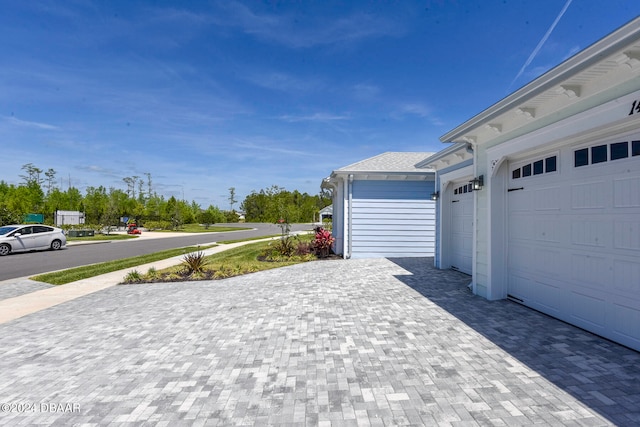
334, 152, 434, 173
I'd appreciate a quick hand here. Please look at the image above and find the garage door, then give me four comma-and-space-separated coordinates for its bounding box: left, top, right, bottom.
351, 180, 435, 258
449, 181, 473, 275
507, 138, 640, 351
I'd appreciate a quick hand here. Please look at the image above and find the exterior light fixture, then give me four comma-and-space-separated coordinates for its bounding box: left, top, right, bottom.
470, 175, 484, 191
430, 191, 440, 201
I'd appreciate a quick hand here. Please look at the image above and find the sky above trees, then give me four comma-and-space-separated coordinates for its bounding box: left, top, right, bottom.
1, 1, 639, 207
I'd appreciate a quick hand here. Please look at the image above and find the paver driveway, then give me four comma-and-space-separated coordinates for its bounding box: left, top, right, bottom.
0, 257, 638, 426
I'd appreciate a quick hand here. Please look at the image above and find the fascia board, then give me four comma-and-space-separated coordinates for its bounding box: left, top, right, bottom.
440, 16, 640, 143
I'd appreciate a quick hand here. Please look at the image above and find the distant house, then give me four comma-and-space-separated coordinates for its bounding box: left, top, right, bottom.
322, 152, 435, 258
425, 17, 640, 352
318, 205, 333, 224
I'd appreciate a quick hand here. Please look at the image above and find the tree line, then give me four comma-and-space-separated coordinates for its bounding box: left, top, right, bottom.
0, 164, 331, 228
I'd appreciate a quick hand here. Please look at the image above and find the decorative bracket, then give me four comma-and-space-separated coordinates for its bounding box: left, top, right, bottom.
515, 107, 536, 119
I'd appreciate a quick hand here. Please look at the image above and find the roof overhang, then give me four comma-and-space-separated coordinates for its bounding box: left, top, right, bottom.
441, 17, 640, 146
417, 142, 473, 171
326, 170, 434, 182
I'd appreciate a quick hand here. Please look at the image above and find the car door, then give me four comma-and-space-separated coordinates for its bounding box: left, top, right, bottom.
12, 226, 35, 251
32, 225, 53, 249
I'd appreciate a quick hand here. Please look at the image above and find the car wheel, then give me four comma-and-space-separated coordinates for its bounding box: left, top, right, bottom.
0, 243, 10, 256
50, 240, 62, 251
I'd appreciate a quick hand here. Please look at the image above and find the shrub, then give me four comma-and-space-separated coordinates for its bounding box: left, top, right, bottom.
296, 241, 312, 256
123, 270, 142, 283
182, 250, 207, 275
144, 220, 172, 231
146, 267, 158, 280
311, 227, 335, 258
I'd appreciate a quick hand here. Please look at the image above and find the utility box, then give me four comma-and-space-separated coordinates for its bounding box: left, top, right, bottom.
68, 229, 94, 237
55, 210, 85, 226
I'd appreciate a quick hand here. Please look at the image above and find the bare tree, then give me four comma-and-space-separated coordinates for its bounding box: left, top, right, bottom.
20, 163, 43, 186
228, 187, 237, 211
45, 168, 57, 194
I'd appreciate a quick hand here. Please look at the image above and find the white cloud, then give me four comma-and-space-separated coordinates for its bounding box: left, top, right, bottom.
213, 1, 403, 49
278, 113, 349, 122
4, 115, 59, 130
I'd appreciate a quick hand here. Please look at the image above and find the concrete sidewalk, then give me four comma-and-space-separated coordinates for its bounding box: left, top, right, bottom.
0, 238, 278, 325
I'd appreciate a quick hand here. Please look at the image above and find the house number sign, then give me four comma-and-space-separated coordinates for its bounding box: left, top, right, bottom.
629, 100, 640, 116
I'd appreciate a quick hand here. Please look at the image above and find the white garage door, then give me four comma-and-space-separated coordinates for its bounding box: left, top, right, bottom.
351, 180, 435, 258
507, 137, 640, 351
449, 181, 473, 275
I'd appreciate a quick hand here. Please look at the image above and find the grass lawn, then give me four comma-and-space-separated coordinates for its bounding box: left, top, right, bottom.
67, 234, 138, 242
123, 234, 323, 284
31, 245, 216, 285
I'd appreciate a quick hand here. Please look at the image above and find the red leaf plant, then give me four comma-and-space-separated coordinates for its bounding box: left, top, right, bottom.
312, 226, 335, 258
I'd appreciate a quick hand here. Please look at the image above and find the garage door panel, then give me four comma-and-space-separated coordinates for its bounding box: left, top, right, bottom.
613, 258, 640, 294
534, 219, 563, 243
508, 273, 533, 301
532, 279, 562, 314
452, 217, 473, 234
613, 221, 640, 250
509, 214, 534, 241
508, 243, 532, 272
611, 301, 640, 346
534, 248, 565, 279
570, 220, 610, 248
614, 176, 640, 207
533, 186, 562, 211
571, 253, 611, 289
571, 181, 607, 209
508, 190, 531, 212
569, 290, 606, 330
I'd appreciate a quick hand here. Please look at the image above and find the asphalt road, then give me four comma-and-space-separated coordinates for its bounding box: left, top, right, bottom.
0, 223, 315, 281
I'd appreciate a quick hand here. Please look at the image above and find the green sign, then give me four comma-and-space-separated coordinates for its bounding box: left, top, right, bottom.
24, 213, 44, 223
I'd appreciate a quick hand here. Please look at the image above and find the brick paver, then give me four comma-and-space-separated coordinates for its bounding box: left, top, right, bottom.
0, 279, 54, 301
0, 257, 638, 426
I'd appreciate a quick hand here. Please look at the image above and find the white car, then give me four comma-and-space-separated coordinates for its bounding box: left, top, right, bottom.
0, 224, 67, 256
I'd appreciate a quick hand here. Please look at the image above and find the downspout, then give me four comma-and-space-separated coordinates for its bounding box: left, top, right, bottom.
347, 174, 353, 259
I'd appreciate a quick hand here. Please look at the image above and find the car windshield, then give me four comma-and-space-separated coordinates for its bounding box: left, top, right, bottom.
0, 226, 19, 236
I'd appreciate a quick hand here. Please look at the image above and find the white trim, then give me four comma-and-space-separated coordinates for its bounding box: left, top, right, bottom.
438, 165, 474, 194
441, 17, 640, 143
486, 88, 640, 162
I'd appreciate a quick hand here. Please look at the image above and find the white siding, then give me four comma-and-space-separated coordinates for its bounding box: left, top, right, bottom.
351, 180, 435, 258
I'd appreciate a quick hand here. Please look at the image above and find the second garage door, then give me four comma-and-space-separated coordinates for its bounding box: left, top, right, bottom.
449, 181, 473, 275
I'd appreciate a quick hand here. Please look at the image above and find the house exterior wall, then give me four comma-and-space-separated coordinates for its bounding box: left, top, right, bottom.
350, 179, 435, 258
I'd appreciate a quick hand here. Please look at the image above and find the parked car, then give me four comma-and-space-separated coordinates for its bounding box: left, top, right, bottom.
0, 224, 67, 256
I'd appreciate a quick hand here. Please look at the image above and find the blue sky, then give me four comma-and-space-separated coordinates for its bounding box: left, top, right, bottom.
1, 1, 639, 209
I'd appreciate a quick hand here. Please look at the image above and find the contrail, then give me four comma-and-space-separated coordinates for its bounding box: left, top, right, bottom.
509, 0, 573, 90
